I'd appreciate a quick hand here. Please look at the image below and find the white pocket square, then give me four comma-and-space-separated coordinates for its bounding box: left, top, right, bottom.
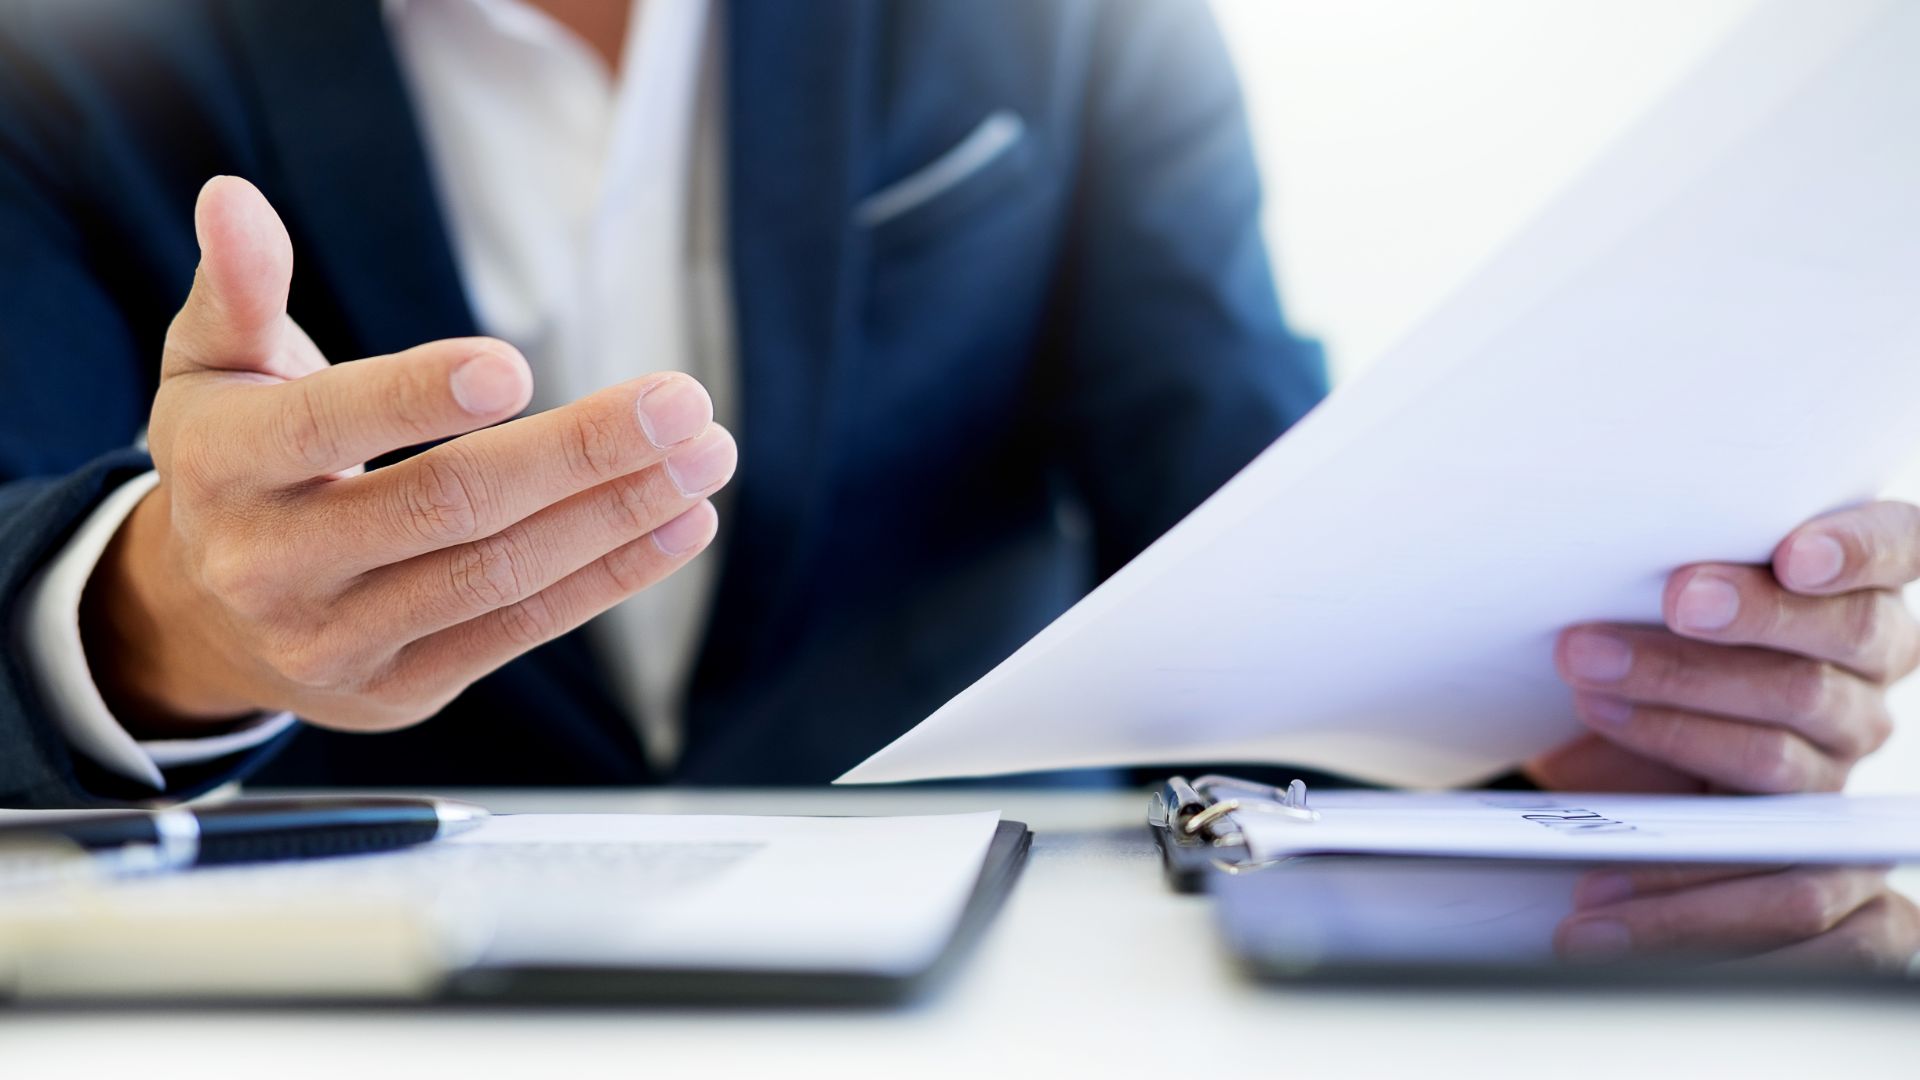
855, 110, 1027, 228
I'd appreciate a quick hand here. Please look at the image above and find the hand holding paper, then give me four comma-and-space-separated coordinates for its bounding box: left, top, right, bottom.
1533, 499, 1920, 794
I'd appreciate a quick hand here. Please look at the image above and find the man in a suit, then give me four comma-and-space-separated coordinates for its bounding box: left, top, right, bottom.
2, 0, 1915, 809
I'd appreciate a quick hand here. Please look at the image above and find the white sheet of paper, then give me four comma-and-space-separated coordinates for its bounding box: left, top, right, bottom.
71, 813, 1002, 976
1235, 791, 1920, 864
841, 0, 1920, 788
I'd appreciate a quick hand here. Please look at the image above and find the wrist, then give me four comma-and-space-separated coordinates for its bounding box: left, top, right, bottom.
79, 486, 260, 737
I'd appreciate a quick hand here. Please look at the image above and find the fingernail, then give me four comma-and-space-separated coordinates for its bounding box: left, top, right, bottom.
651, 503, 714, 557
636, 377, 712, 448
1579, 695, 1634, 729
1564, 631, 1633, 683
664, 427, 735, 496
450, 353, 524, 415
1574, 872, 1635, 908
1559, 918, 1632, 960
1784, 533, 1846, 589
1674, 574, 1741, 632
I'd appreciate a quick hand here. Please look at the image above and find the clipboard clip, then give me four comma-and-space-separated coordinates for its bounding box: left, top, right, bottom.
1148, 774, 1320, 891
1150, 774, 1320, 847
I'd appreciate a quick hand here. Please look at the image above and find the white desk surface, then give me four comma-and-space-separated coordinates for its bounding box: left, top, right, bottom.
2, 786, 1916, 1080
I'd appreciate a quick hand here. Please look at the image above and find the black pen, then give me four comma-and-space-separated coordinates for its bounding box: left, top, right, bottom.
0, 796, 488, 872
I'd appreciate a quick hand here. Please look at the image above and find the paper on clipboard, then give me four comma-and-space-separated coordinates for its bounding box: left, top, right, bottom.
1231, 790, 1920, 865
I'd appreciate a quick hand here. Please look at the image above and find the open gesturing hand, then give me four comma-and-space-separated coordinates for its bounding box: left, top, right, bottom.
86, 177, 736, 736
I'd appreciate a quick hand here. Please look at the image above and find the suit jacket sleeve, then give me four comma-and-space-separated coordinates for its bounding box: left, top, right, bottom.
1047, 0, 1330, 578
0, 24, 290, 807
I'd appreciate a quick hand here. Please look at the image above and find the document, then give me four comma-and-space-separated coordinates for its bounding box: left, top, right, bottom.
434, 812, 1002, 972
5, 813, 1004, 979
841, 0, 1920, 788
1232, 791, 1920, 865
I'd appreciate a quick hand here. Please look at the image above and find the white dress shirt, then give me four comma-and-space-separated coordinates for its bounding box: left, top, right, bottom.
16, 0, 728, 788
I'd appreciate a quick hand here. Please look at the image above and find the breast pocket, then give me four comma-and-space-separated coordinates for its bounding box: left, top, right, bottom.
849, 110, 1061, 486
855, 110, 1037, 253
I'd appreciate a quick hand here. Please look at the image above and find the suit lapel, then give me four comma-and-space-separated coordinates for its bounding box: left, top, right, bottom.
701, 0, 876, 668
218, 0, 477, 357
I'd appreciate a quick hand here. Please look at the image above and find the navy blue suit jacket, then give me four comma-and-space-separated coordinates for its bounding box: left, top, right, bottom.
0, 0, 1326, 807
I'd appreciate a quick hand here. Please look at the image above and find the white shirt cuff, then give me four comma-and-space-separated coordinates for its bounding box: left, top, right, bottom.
16, 470, 296, 791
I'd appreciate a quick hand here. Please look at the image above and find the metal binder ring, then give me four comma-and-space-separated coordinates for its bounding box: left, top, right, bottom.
1182, 800, 1244, 836
1164, 774, 1321, 842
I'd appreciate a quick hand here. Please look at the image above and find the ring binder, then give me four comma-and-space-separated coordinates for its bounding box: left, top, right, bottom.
1148, 774, 1319, 892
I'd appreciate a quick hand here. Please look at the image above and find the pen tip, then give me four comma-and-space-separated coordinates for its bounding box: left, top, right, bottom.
434, 801, 491, 835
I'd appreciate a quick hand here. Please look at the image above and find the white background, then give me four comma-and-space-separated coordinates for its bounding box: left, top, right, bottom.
1214, 0, 1919, 792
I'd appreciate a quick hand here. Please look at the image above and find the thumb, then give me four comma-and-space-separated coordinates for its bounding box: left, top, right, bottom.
163, 175, 297, 378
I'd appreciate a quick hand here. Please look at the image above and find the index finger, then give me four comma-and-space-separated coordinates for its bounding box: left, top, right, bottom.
193, 337, 532, 487
1774, 501, 1920, 595
316, 372, 717, 568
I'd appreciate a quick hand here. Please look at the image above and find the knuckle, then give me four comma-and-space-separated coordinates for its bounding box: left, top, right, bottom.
403, 453, 484, 545
1816, 672, 1889, 764
1837, 593, 1888, 669
1777, 875, 1845, 937
447, 534, 527, 611
602, 539, 658, 594
1631, 638, 1687, 697
1871, 593, 1920, 678
386, 371, 446, 446
605, 472, 668, 535
1738, 727, 1803, 793
277, 386, 342, 472
1781, 660, 1839, 726
495, 591, 558, 650
266, 636, 356, 690
1633, 707, 1687, 758
198, 539, 280, 619
564, 407, 630, 485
